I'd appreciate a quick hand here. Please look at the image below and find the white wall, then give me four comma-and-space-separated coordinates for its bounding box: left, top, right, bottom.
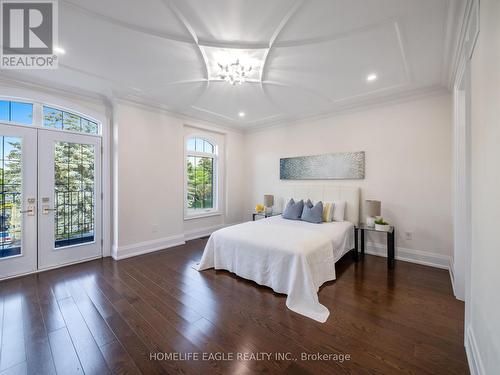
468, 0, 500, 373
244, 94, 452, 267
113, 101, 245, 259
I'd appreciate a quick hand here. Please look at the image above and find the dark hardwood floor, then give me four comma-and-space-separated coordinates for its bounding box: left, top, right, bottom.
0, 238, 468, 374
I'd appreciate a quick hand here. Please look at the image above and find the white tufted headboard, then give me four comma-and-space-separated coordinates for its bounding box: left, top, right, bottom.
277, 185, 360, 226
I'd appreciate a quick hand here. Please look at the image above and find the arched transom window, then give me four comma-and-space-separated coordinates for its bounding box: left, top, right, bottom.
186, 137, 217, 215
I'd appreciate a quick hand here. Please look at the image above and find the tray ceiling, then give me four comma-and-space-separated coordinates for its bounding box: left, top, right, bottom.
0, 0, 458, 129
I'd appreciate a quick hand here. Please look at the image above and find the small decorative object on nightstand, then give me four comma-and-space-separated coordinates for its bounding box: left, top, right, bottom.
365, 200, 381, 227
356, 223, 396, 269
255, 204, 265, 213
374, 217, 391, 232
264, 194, 274, 214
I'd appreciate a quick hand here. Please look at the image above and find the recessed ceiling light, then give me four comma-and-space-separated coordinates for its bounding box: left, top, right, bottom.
54, 46, 66, 55
238, 111, 246, 118
366, 73, 378, 82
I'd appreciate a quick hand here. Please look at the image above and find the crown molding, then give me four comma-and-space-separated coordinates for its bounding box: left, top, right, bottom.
112, 97, 245, 134
0, 74, 109, 107
0, 73, 449, 135
0, 73, 242, 134
445, 0, 479, 88
244, 84, 449, 134
441, 0, 459, 87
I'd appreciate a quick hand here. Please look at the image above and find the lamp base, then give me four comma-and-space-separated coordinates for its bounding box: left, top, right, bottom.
366, 216, 375, 227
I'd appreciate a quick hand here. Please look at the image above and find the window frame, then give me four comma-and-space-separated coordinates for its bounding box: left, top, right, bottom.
184, 134, 220, 220
0, 96, 102, 137
42, 104, 101, 135
0, 99, 35, 126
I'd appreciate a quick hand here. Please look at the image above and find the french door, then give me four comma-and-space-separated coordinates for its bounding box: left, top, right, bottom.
0, 124, 102, 279
0, 124, 37, 278
38, 130, 102, 270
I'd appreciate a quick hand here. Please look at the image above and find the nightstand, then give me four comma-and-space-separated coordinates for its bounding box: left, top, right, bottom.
252, 212, 282, 221
356, 224, 396, 269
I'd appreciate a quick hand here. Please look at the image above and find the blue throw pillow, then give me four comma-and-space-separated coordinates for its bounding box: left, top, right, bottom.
305, 199, 313, 208
282, 199, 304, 220
301, 201, 324, 224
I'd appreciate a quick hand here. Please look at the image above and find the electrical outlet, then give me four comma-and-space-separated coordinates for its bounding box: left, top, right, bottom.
405, 231, 413, 240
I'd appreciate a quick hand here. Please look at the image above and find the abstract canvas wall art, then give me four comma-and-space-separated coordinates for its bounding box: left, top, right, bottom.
280, 151, 365, 180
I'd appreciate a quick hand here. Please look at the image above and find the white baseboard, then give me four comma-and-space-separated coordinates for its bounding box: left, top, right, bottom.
448, 258, 465, 301
184, 221, 244, 241
364, 241, 450, 269
183, 224, 225, 242
113, 222, 243, 261
113, 234, 185, 260
111, 244, 119, 260
465, 325, 485, 375
449, 258, 457, 296
114, 227, 449, 270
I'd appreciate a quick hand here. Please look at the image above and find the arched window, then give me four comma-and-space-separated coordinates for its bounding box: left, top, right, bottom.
185, 136, 217, 215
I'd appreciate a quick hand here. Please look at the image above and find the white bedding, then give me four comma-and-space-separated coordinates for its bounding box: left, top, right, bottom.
197, 216, 354, 322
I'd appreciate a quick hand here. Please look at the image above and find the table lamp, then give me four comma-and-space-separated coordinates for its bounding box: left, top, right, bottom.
264, 195, 274, 214
365, 200, 381, 227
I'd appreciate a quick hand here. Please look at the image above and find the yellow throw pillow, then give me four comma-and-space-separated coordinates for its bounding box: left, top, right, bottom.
322, 202, 334, 222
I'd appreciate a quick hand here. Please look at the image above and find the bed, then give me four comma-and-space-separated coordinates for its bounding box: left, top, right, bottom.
197, 186, 360, 323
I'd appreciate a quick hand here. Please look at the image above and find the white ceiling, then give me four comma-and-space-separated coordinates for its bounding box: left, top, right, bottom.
0, 0, 461, 129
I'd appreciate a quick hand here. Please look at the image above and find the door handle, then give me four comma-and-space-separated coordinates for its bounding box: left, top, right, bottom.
42, 205, 57, 215
20, 206, 36, 216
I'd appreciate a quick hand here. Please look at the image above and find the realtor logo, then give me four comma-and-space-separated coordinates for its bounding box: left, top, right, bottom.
1, 0, 58, 69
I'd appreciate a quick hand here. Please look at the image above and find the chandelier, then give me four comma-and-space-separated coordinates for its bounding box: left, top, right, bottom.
218, 59, 253, 85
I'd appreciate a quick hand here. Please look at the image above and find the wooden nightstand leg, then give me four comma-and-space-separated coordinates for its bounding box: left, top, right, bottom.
253, 214, 256, 221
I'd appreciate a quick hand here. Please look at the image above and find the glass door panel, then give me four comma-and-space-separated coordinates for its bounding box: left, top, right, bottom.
54, 142, 95, 248
1, 136, 22, 258
38, 131, 101, 270
0, 125, 37, 278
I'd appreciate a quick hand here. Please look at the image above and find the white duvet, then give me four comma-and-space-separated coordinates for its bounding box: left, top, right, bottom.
197, 216, 354, 322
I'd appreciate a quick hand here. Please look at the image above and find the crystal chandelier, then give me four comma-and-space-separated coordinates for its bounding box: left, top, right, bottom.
218, 59, 253, 85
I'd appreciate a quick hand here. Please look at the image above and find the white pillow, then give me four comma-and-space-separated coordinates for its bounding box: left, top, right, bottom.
333, 201, 346, 222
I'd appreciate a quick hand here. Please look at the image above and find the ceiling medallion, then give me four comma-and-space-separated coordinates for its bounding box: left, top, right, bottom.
218, 59, 253, 85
